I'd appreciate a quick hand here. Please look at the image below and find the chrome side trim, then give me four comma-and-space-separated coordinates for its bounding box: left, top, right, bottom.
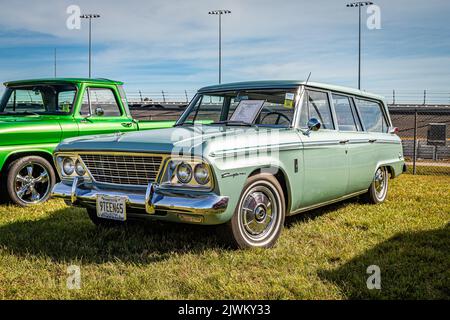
209, 142, 302, 157
290, 189, 368, 216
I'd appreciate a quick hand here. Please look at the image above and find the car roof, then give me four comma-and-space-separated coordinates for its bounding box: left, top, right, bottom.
4, 78, 123, 86
198, 80, 385, 101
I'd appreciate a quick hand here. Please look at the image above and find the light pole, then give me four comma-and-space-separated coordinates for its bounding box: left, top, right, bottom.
80, 14, 101, 78
346, 2, 373, 90
54, 48, 57, 78
208, 10, 231, 84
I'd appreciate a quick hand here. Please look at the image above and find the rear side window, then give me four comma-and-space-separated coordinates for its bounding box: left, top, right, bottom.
355, 99, 388, 133
89, 88, 121, 117
332, 94, 359, 132
299, 90, 334, 129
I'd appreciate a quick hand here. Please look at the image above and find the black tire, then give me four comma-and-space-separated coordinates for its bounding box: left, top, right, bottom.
223, 173, 286, 249
6, 156, 55, 207
86, 208, 126, 227
365, 166, 389, 204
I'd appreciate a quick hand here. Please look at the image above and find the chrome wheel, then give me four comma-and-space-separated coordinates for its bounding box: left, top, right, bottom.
14, 162, 50, 204
373, 167, 388, 201
237, 181, 281, 245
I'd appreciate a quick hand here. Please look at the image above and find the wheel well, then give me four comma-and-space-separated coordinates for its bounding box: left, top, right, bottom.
248, 167, 291, 213
384, 165, 395, 179
1, 151, 57, 178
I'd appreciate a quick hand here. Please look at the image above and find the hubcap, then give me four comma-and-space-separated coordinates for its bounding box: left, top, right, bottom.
14, 162, 50, 204
374, 167, 387, 200
240, 185, 278, 241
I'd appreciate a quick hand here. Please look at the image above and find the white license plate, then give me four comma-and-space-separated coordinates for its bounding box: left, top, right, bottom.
96, 195, 127, 221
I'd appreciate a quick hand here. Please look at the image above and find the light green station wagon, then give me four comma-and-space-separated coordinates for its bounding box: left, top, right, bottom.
52, 81, 405, 249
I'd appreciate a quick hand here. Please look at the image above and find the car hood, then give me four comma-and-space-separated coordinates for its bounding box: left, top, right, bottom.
56, 125, 300, 158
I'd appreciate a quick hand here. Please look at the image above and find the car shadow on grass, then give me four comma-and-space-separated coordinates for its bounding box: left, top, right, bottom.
285, 197, 359, 228
318, 223, 450, 299
0, 207, 226, 264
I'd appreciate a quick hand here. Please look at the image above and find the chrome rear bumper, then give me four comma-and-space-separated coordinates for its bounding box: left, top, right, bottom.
51, 177, 229, 216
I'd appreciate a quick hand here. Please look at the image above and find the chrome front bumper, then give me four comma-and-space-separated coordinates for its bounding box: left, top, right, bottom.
51, 177, 229, 216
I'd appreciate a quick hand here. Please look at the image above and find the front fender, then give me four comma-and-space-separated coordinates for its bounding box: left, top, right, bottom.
208, 153, 294, 222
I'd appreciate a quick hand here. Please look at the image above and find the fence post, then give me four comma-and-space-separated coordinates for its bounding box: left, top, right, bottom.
423, 90, 426, 105
185, 90, 189, 103
139, 90, 143, 102
161, 90, 166, 103
392, 89, 396, 104
413, 108, 418, 174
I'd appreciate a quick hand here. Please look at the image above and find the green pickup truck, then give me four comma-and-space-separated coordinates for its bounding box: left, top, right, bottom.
0, 78, 174, 206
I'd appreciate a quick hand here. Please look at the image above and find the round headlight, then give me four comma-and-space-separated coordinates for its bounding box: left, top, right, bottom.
176, 162, 192, 184
75, 160, 86, 176
62, 158, 75, 175
194, 163, 210, 185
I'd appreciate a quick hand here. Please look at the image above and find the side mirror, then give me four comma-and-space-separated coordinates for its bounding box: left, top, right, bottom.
95, 107, 104, 117
307, 118, 321, 131
389, 127, 399, 134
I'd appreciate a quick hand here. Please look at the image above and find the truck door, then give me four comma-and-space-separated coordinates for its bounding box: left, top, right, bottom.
76, 86, 137, 136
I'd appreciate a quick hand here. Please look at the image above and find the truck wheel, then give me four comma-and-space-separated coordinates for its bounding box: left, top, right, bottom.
86, 208, 125, 227
224, 173, 285, 249
6, 156, 55, 207
365, 166, 389, 204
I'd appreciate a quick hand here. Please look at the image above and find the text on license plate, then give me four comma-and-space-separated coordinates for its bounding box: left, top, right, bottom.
96, 195, 127, 221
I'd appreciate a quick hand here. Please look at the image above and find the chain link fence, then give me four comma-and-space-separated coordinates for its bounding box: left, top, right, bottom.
390, 106, 450, 175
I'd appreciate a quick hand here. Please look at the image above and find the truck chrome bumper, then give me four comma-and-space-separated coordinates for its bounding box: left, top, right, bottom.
51, 177, 229, 215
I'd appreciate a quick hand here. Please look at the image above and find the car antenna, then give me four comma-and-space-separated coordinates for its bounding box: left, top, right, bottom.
305, 72, 312, 85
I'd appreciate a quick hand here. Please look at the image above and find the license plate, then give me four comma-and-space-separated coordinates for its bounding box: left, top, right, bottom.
96, 195, 127, 221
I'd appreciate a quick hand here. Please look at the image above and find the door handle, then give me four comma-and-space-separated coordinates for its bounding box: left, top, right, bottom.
121, 122, 133, 128
339, 140, 349, 144
369, 139, 377, 143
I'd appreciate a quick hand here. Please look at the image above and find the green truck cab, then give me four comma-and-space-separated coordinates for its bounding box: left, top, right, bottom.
0, 78, 174, 206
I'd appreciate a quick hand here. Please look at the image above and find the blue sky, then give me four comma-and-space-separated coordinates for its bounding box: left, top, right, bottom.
0, 0, 449, 100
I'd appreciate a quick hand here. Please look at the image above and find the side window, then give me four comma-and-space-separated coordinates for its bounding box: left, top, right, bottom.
299, 90, 334, 129
355, 99, 388, 133
80, 90, 90, 116
89, 88, 121, 117
332, 94, 358, 132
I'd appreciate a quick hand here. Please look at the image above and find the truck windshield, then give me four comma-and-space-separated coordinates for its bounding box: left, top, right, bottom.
176, 89, 297, 127
0, 84, 77, 115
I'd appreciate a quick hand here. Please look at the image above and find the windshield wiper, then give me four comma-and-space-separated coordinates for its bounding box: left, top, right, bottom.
210, 120, 253, 126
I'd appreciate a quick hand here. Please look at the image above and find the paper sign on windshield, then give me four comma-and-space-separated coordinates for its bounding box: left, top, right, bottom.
229, 100, 265, 123
284, 93, 295, 109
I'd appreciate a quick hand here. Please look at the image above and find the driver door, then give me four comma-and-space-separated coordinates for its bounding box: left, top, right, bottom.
296, 89, 349, 208
77, 86, 136, 136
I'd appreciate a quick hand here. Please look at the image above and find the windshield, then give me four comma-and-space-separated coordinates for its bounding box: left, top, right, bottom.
177, 89, 298, 127
0, 84, 77, 115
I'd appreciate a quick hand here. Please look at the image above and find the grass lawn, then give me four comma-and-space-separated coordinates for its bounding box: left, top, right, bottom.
0, 174, 448, 300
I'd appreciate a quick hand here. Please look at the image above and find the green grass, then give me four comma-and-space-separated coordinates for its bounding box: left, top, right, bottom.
0, 174, 449, 300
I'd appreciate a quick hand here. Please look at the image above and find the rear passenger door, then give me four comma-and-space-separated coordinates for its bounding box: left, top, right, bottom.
77, 86, 137, 136
331, 93, 374, 194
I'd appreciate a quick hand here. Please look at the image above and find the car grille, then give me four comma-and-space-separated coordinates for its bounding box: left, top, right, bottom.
80, 153, 164, 186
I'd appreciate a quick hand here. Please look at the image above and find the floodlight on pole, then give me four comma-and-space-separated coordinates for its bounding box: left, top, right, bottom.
208, 10, 231, 84
80, 14, 101, 78
346, 2, 373, 89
